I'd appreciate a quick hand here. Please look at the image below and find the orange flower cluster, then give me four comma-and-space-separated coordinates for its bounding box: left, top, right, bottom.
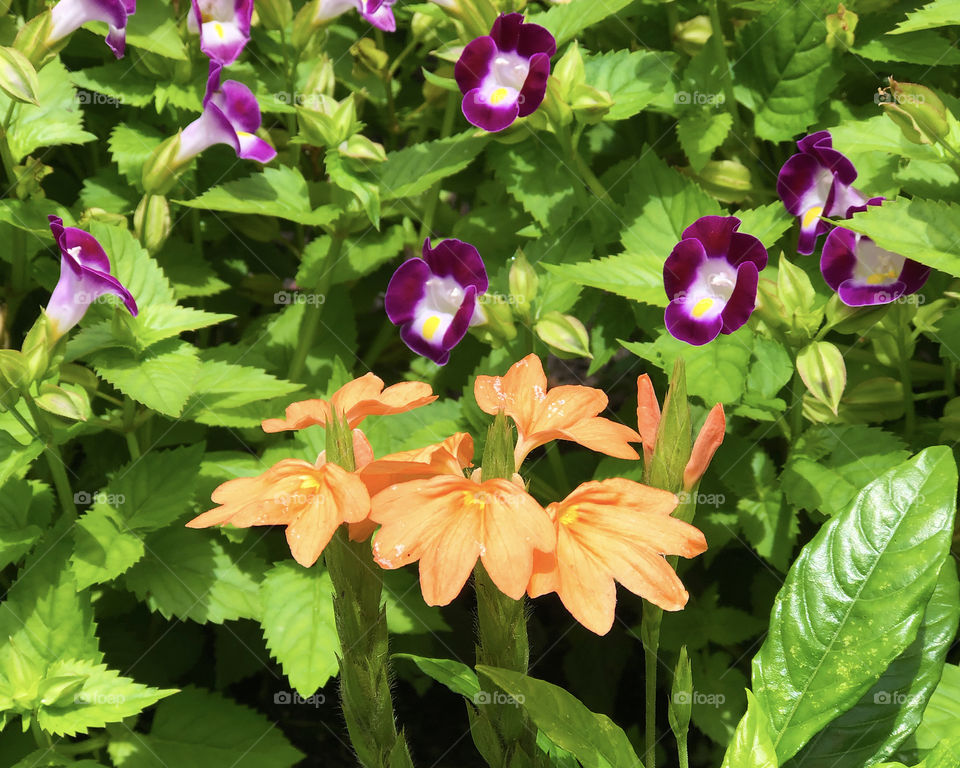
189, 356, 726, 635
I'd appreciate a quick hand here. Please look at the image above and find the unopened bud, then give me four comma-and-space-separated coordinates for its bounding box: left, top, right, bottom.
338, 134, 386, 162
351, 38, 389, 74
13, 11, 57, 69
134, 194, 172, 254
552, 41, 585, 101
0, 46, 39, 105
796, 341, 847, 416
35, 382, 90, 422
668, 646, 693, 740
825, 3, 858, 49
304, 56, 336, 98
881, 78, 949, 146
693, 159, 751, 203
571, 84, 614, 123
257, 0, 293, 29
673, 15, 712, 56
535, 311, 591, 359
141, 134, 187, 195
508, 251, 538, 317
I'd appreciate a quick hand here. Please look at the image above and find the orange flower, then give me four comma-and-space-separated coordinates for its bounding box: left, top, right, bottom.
636, 374, 726, 489
369, 476, 556, 605
528, 478, 707, 635
262, 373, 436, 433
360, 433, 474, 496
474, 354, 641, 468
187, 430, 376, 565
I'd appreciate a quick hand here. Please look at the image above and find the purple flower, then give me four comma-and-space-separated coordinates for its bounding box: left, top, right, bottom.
664, 216, 768, 346
48, 0, 136, 58
821, 201, 930, 306
176, 64, 276, 165
777, 130, 879, 255
455, 13, 556, 133
46, 216, 137, 340
188, 0, 253, 66
385, 239, 488, 365
313, 0, 396, 31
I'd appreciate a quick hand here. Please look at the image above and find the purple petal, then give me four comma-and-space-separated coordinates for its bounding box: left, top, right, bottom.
777, 152, 824, 217
216, 80, 262, 133
178, 106, 238, 161
727, 231, 768, 271
46, 255, 138, 338
385, 258, 430, 325
517, 52, 550, 118
665, 298, 723, 347
199, 21, 250, 66
796, 130, 832, 153
489, 13, 525, 52
203, 62, 223, 104
49, 0, 128, 38
236, 131, 276, 163
48, 215, 111, 273
461, 88, 519, 132
105, 24, 126, 57
663, 238, 707, 300
441, 285, 478, 350
899, 258, 931, 296
680, 215, 740, 260
516, 21, 556, 58
361, 0, 395, 30
422, 238, 488, 293
455, 36, 496, 95
838, 280, 906, 306
820, 226, 858, 292
720, 261, 759, 334
400, 324, 450, 366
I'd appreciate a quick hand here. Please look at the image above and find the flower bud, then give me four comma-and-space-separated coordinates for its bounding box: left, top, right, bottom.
304, 56, 336, 98
541, 75, 573, 128
668, 646, 693, 742
411, 11, 440, 39
134, 194, 172, 254
35, 382, 91, 422
673, 15, 712, 56
0, 46, 39, 106
351, 38, 389, 74
534, 311, 591, 359
481, 410, 515, 481
796, 341, 847, 416
571, 84, 614, 123
880, 78, 950, 146
141, 134, 187, 195
257, 0, 293, 29
508, 251, 538, 318
825, 3, 857, 50
777, 254, 822, 341
325, 409, 356, 471
338, 134, 387, 162
552, 41, 585, 101
292, 0, 320, 48
692, 160, 751, 203
0, 349, 27, 409
13, 11, 57, 68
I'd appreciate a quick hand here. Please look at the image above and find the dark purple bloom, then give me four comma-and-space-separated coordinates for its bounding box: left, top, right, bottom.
385, 238, 488, 365
455, 13, 556, 133
777, 130, 879, 255
176, 64, 276, 165
48, 0, 136, 57
312, 0, 396, 31
821, 201, 929, 306
188, 0, 253, 66
46, 216, 137, 340
663, 216, 768, 346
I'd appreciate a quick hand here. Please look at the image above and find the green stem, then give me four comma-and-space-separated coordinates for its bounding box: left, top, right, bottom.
678, 736, 689, 768
55, 734, 108, 756
788, 363, 804, 440
707, 0, 739, 132
122, 398, 141, 459
898, 326, 916, 440
21, 398, 77, 519
287, 234, 344, 381
641, 601, 663, 768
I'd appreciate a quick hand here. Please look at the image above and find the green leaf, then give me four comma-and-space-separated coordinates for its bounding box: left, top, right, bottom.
325, 151, 380, 227
753, 447, 958, 762
735, 203, 794, 249
260, 562, 339, 698
890, 0, 960, 34
721, 691, 778, 768
1, 59, 95, 162
737, 450, 798, 571
393, 655, 481, 700
109, 122, 164, 186
174, 167, 338, 226
492, 140, 578, 232
734, 3, 839, 142
36, 660, 175, 737
88, 221, 175, 307
377, 133, 488, 200
92, 341, 201, 418
126, 528, 266, 624
133, 305, 234, 349
530, 0, 634, 45
0, 428, 43, 489
839, 198, 960, 278
106, 687, 304, 768
914, 663, 960, 751
121, 0, 188, 59
583, 49, 678, 121
678, 111, 733, 172
70, 63, 155, 108
793, 559, 960, 767
296, 226, 406, 288
0, 479, 49, 568
72, 506, 146, 591
854, 30, 960, 65
477, 666, 643, 768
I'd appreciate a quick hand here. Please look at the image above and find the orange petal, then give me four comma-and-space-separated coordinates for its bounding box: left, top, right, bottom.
262, 399, 331, 433
478, 480, 556, 600
636, 374, 661, 466
610, 549, 690, 612
683, 404, 725, 490
474, 354, 548, 436
285, 497, 343, 567
554, 528, 618, 635
337, 375, 437, 427
528, 385, 607, 432
348, 519, 378, 542
556, 418, 642, 460
330, 373, 387, 417
417, 503, 482, 606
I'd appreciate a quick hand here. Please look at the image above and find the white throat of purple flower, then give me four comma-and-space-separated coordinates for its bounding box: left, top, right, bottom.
481, 52, 530, 107
852, 238, 905, 286
686, 258, 737, 320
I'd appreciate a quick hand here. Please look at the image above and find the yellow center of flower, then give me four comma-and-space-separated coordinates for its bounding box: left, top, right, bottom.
692, 298, 714, 318
866, 269, 898, 285
423, 315, 441, 340
559, 505, 580, 526
802, 205, 824, 230
299, 476, 321, 491
462, 491, 490, 511
237, 131, 254, 139
214, 21, 225, 38
490, 88, 509, 105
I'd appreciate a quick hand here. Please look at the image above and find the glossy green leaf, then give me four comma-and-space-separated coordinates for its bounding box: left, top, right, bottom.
720, 691, 778, 768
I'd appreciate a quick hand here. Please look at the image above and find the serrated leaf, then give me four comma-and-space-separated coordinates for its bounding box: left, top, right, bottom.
477, 665, 643, 768
544, 253, 665, 307
530, 0, 634, 45
840, 198, 960, 278
890, 0, 960, 34
134, 305, 234, 348
126, 528, 265, 624
377, 133, 488, 200
792, 559, 960, 767
70, 64, 155, 108
260, 563, 339, 697
1, 59, 95, 162
174, 167, 337, 226
753, 447, 958, 762
116, 0, 188, 59
678, 111, 733, 172
92, 341, 200, 417
36, 660, 175, 736
296, 226, 405, 289
109, 122, 164, 186
854, 29, 960, 64
735, 203, 794, 249
0, 429, 43, 489
107, 687, 303, 768
735, 3, 839, 142
583, 49, 677, 121
0, 479, 48, 569
181, 358, 302, 427
325, 151, 380, 227
72, 506, 146, 590
492, 140, 577, 231
87, 221, 175, 307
